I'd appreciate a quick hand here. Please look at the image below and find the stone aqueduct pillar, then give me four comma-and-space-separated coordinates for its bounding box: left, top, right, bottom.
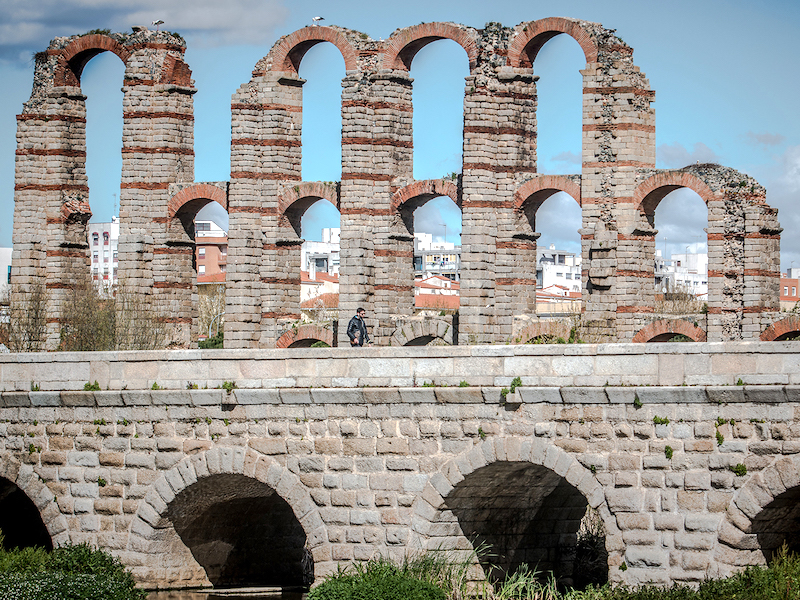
12, 30, 195, 349
13, 20, 782, 349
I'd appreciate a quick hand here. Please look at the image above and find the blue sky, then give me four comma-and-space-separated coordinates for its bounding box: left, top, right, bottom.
0, 0, 798, 268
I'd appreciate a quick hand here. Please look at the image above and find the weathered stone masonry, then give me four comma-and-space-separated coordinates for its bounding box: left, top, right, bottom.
11, 18, 787, 349
1, 344, 800, 588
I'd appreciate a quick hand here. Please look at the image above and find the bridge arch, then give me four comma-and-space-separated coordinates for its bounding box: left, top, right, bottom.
514, 176, 581, 212
715, 455, 800, 572
275, 324, 334, 348
168, 183, 228, 219
0, 452, 66, 550
278, 181, 340, 236
512, 320, 574, 344
390, 318, 453, 346
760, 316, 800, 341
507, 17, 599, 67
264, 26, 358, 75
632, 319, 707, 343
53, 34, 131, 86
128, 445, 328, 589
410, 437, 615, 587
382, 23, 479, 71
634, 171, 715, 220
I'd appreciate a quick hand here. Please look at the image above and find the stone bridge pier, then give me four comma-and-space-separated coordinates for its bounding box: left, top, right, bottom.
0, 343, 799, 589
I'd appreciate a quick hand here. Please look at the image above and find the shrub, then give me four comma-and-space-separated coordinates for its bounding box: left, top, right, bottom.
199, 331, 223, 349
308, 558, 446, 600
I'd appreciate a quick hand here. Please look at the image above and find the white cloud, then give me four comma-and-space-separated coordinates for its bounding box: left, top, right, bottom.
746, 131, 786, 148
765, 145, 800, 271
657, 142, 721, 169
0, 0, 288, 63
551, 150, 581, 165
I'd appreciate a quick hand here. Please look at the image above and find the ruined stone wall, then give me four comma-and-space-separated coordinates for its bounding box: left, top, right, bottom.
12, 19, 784, 350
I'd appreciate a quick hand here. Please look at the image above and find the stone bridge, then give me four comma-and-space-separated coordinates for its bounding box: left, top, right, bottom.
12, 17, 784, 350
1, 342, 800, 590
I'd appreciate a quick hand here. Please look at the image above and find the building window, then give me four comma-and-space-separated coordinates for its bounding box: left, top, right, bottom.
196, 222, 210, 232
220, 264, 226, 273
794, 287, 797, 297
556, 273, 563, 278
198, 265, 206, 275
103, 232, 109, 245
198, 247, 206, 258
786, 286, 789, 296
92, 233, 99, 246
221, 245, 227, 256
113, 251, 118, 261
565, 273, 572, 279
93, 251, 98, 262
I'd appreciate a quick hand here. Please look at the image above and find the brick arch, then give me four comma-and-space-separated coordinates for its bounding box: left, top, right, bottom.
275, 324, 334, 348
632, 319, 707, 343
0, 451, 69, 547
265, 26, 358, 75
760, 316, 800, 341
408, 437, 619, 570
390, 318, 453, 346
381, 23, 479, 71
634, 171, 716, 217
514, 175, 581, 212
54, 34, 131, 87
128, 446, 330, 582
714, 454, 800, 571
278, 182, 340, 219
507, 17, 599, 67
168, 183, 228, 219
390, 179, 460, 215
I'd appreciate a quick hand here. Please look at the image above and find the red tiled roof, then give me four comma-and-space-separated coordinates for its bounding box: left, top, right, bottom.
301, 292, 339, 309
301, 270, 339, 284
415, 294, 460, 309
198, 273, 225, 284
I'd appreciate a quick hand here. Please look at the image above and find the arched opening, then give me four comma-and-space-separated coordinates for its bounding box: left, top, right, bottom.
0, 477, 52, 551
532, 192, 582, 307
432, 462, 606, 589
412, 195, 462, 285
298, 42, 345, 181
82, 51, 124, 228
649, 188, 708, 311
409, 39, 468, 180
750, 486, 800, 563
166, 473, 311, 588
168, 184, 229, 343
529, 35, 584, 175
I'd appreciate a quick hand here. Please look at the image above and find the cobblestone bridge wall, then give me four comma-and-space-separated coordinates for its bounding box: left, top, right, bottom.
12, 19, 784, 349
0, 343, 800, 588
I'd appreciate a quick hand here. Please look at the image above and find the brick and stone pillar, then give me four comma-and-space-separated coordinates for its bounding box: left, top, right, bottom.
226, 71, 303, 348
338, 68, 414, 345
118, 32, 196, 346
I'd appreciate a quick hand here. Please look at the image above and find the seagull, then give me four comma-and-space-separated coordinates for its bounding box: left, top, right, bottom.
152, 19, 164, 31
312, 16, 324, 26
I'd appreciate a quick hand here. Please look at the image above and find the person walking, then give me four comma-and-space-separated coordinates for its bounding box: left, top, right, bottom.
347, 307, 371, 346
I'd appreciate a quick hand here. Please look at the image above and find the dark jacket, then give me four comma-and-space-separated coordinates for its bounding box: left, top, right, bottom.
347, 314, 369, 346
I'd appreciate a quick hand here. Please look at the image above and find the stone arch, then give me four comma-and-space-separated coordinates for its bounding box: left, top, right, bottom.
514, 176, 582, 212
275, 324, 334, 348
53, 34, 131, 86
409, 437, 617, 586
0, 452, 67, 549
128, 445, 329, 589
715, 454, 800, 573
168, 183, 228, 219
391, 179, 461, 235
381, 23, 479, 71
760, 316, 800, 341
507, 17, 599, 67
390, 318, 453, 346
278, 182, 340, 237
634, 171, 715, 221
632, 319, 707, 343
512, 320, 573, 344
264, 26, 358, 75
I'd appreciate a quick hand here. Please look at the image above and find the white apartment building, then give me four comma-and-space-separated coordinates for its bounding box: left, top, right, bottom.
537, 245, 582, 293
88, 218, 119, 289
301, 228, 340, 276
413, 232, 460, 280
655, 250, 708, 299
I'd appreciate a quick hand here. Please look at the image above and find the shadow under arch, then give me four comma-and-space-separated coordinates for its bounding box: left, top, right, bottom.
390, 318, 454, 346
275, 324, 334, 348
410, 438, 615, 589
0, 452, 66, 550
128, 446, 328, 589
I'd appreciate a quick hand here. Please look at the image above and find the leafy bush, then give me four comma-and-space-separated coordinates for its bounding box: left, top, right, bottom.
308, 557, 446, 600
0, 533, 145, 600
200, 331, 223, 349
